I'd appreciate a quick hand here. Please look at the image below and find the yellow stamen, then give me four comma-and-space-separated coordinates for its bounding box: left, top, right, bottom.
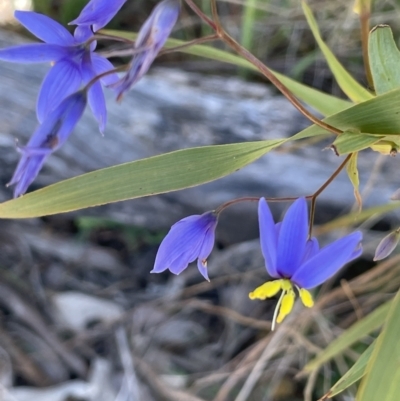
249, 280, 282, 300
249, 279, 315, 330
276, 290, 295, 323
281, 279, 292, 291
299, 288, 314, 308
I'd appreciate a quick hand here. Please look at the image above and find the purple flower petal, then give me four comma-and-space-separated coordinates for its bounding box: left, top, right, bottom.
113, 0, 180, 100
74, 25, 93, 42
258, 198, 278, 278
301, 237, 319, 264
196, 226, 216, 281
69, 0, 128, 32
37, 59, 82, 122
276, 198, 308, 278
15, 10, 76, 46
153, 215, 210, 270
9, 91, 87, 197
88, 81, 107, 134
91, 54, 119, 86
291, 231, 363, 289
0, 43, 69, 63
151, 212, 217, 279
11, 155, 47, 198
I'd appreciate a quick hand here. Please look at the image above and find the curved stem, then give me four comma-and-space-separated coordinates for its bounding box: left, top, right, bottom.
308, 153, 352, 238
185, 0, 217, 30
186, 0, 343, 136
84, 65, 127, 91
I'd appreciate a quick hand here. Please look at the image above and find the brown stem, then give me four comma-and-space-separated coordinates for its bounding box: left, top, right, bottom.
159, 34, 219, 55
184, 0, 217, 30
94, 33, 134, 44
203, 0, 343, 136
84, 65, 127, 91
308, 154, 352, 238
360, 9, 374, 90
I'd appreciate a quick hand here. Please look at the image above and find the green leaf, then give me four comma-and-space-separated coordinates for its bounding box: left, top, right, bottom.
302, 1, 373, 103
357, 290, 400, 401
102, 29, 352, 117
332, 131, 381, 154
326, 341, 375, 398
0, 140, 284, 218
303, 301, 390, 373
369, 25, 400, 95
346, 152, 362, 209
292, 87, 400, 140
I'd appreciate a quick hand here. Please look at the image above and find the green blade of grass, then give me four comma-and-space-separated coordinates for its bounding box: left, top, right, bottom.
325, 341, 375, 398
292, 87, 400, 140
357, 289, 400, 401
103, 29, 352, 116
303, 301, 391, 373
369, 25, 400, 95
0, 140, 284, 218
302, 1, 373, 103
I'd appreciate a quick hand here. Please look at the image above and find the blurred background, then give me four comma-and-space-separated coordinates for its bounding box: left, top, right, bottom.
0, 0, 400, 400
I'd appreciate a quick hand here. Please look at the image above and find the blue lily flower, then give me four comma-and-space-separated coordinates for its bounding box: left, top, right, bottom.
151, 211, 218, 281
70, 0, 128, 32
113, 0, 180, 101
251, 197, 362, 329
0, 11, 118, 133
9, 91, 87, 198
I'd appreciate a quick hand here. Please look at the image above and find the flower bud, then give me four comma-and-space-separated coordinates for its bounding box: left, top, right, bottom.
373, 229, 400, 261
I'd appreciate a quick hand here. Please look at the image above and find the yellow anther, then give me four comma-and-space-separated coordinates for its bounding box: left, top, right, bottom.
276, 290, 295, 323
299, 288, 314, 308
281, 279, 293, 291
249, 280, 282, 300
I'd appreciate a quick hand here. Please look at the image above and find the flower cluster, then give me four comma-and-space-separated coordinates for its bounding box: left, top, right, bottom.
0, 0, 180, 197
153, 197, 363, 329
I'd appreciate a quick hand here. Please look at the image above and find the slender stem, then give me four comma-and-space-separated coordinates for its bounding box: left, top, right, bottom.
100, 34, 219, 59
205, 0, 342, 136
272, 291, 285, 331
215, 195, 317, 214
360, 9, 374, 90
210, 0, 222, 34
220, 35, 342, 135
308, 154, 352, 238
94, 33, 134, 44
184, 0, 217, 30
84, 65, 127, 91
159, 34, 219, 55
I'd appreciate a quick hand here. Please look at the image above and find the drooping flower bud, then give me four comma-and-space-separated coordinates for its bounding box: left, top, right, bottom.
373, 229, 400, 261
113, 0, 181, 101
8, 91, 87, 197
151, 211, 218, 281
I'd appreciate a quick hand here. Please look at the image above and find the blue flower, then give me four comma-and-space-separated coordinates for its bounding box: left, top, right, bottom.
8, 91, 87, 198
70, 0, 128, 32
250, 197, 362, 329
0, 11, 118, 133
151, 211, 218, 281
113, 0, 180, 100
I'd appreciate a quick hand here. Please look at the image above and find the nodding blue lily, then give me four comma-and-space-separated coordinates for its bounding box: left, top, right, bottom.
9, 91, 87, 198
151, 211, 218, 281
251, 197, 362, 330
113, 0, 180, 101
0, 11, 118, 133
